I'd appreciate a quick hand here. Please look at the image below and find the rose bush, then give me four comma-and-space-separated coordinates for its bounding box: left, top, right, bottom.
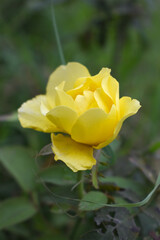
18, 62, 141, 172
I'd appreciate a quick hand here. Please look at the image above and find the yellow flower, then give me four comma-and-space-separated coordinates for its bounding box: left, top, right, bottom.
18, 62, 141, 172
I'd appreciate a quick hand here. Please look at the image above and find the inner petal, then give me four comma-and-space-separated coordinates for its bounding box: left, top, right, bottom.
67, 68, 111, 100
94, 88, 113, 114
54, 88, 76, 111
75, 90, 98, 115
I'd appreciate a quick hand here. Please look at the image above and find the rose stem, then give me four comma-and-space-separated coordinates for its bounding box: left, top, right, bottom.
92, 149, 101, 189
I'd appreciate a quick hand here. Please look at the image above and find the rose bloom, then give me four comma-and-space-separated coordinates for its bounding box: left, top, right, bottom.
18, 62, 141, 172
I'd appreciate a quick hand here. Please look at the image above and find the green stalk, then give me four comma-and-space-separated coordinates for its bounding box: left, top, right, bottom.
92, 165, 99, 189
77, 171, 84, 199
92, 149, 101, 189
51, 0, 65, 65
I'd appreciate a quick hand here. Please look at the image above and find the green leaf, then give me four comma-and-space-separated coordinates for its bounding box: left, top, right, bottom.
149, 141, 160, 153
113, 197, 130, 205
99, 176, 144, 196
106, 172, 160, 208
0, 145, 37, 192
79, 173, 160, 209
39, 164, 77, 186
101, 145, 116, 165
79, 191, 107, 211
0, 197, 37, 230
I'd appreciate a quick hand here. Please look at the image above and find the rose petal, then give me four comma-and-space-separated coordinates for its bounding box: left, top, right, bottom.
47, 62, 90, 107
102, 75, 119, 106
51, 134, 96, 172
54, 88, 76, 110
95, 97, 141, 149
67, 67, 111, 99
47, 106, 78, 134
71, 106, 117, 145
94, 88, 113, 113
75, 90, 98, 115
119, 97, 141, 119
18, 95, 57, 132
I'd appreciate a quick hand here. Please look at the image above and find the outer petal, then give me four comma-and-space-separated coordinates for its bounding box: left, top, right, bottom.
40, 96, 52, 115
94, 97, 141, 149
114, 97, 141, 137
71, 106, 117, 146
18, 95, 58, 132
46, 106, 78, 134
119, 97, 141, 119
51, 134, 96, 172
47, 62, 90, 106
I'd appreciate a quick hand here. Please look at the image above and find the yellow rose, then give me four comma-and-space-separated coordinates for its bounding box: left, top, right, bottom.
18, 62, 141, 172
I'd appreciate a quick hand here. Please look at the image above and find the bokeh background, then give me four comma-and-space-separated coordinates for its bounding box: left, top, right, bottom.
0, 0, 160, 239
1, 0, 160, 149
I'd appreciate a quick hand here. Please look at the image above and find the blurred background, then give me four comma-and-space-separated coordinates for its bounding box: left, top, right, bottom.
0, 0, 160, 149
0, 0, 160, 239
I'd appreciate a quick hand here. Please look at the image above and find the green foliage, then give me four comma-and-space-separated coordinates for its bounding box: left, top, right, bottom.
0, 197, 37, 230
79, 191, 107, 211
148, 141, 160, 153
39, 164, 77, 186
99, 176, 144, 197
0, 146, 37, 192
101, 145, 116, 165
